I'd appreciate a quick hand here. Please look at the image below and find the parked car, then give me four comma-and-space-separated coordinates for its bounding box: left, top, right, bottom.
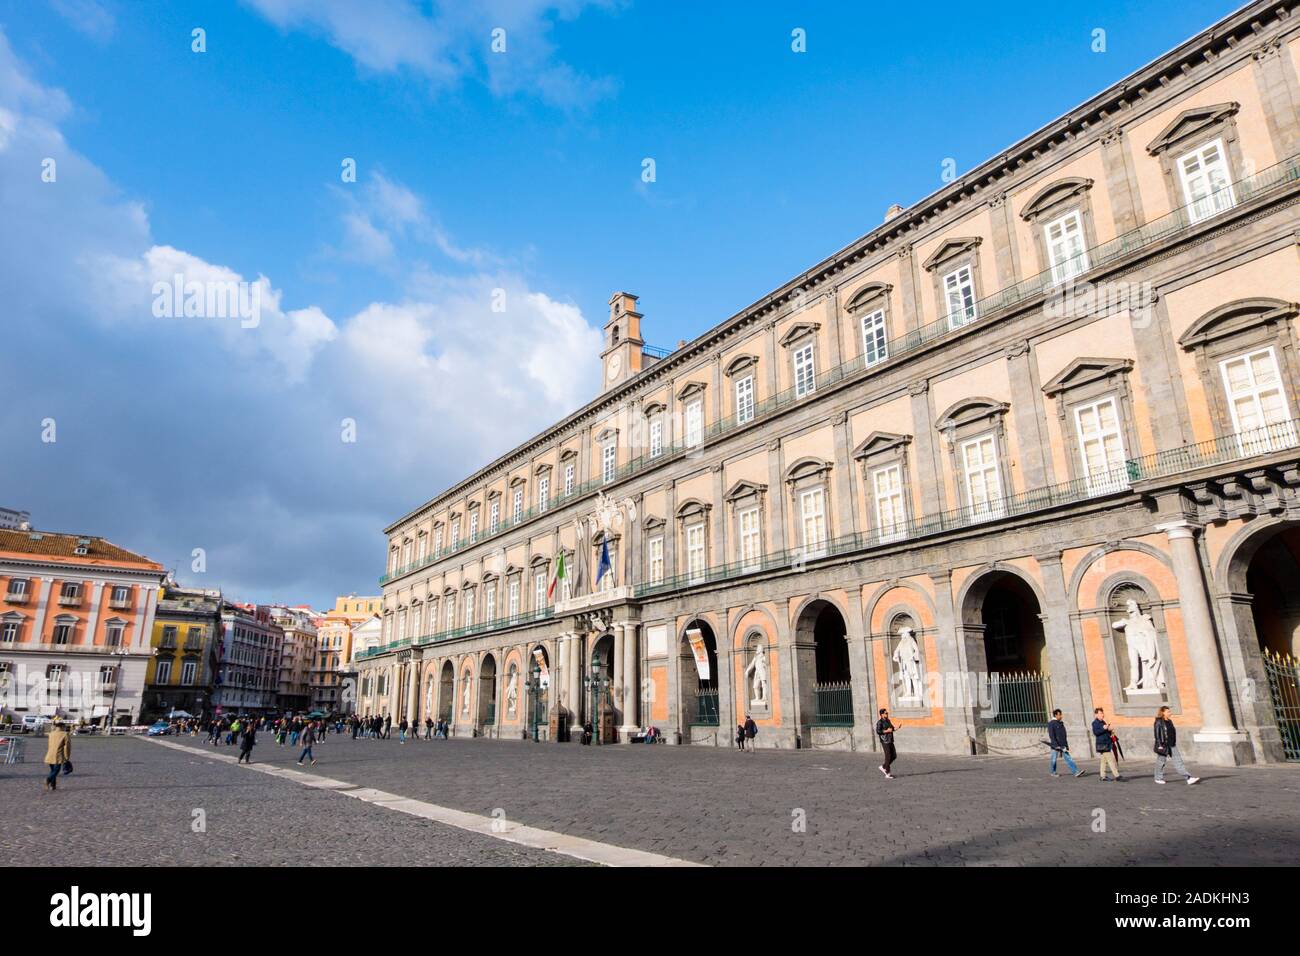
21, 715, 51, 733
146, 720, 172, 737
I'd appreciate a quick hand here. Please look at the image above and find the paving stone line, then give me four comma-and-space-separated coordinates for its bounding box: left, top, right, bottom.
145, 737, 702, 868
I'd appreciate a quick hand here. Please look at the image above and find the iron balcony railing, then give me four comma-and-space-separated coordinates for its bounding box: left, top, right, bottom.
636, 415, 1300, 599
984, 672, 1052, 728
379, 156, 1300, 588
812, 682, 854, 726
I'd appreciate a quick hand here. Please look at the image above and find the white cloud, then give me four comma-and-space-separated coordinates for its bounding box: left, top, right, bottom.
244, 0, 618, 108
51, 0, 117, 42
0, 27, 603, 605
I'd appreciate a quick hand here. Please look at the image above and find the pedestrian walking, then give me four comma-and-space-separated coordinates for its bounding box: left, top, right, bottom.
876, 707, 899, 778
298, 722, 318, 765
384, 715, 392, 739
1092, 707, 1121, 781
1153, 706, 1200, 785
237, 723, 257, 764
735, 722, 746, 751
399, 718, 408, 743
425, 717, 433, 740
743, 714, 758, 753
1047, 708, 1086, 777
43, 721, 71, 792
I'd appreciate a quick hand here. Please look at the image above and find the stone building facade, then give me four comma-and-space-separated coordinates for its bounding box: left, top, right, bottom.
357, 0, 1300, 765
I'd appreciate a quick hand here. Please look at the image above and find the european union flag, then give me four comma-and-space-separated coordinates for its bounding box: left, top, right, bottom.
595, 536, 612, 586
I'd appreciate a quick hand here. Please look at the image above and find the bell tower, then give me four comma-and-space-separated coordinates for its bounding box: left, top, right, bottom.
601, 291, 645, 392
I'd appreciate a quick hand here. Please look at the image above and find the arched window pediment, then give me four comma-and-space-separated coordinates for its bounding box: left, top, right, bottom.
1019, 177, 1094, 221
1178, 298, 1298, 350
845, 282, 893, 313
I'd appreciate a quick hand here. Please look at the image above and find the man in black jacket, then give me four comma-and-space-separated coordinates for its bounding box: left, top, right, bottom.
876, 708, 899, 779
1153, 706, 1200, 785
1046, 709, 1086, 777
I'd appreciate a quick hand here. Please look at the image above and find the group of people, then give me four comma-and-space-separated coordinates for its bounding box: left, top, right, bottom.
348, 714, 452, 740
872, 704, 1201, 784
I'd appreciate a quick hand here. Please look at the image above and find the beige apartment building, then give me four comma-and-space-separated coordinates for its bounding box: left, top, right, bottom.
313, 595, 381, 713
357, 0, 1300, 765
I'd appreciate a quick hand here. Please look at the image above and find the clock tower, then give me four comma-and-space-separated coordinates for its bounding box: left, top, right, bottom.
601, 291, 645, 392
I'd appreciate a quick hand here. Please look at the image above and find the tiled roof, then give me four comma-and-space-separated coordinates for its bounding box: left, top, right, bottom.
0, 528, 163, 570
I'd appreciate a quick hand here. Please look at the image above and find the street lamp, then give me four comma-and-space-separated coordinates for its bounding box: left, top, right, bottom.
106, 646, 131, 731
584, 656, 609, 746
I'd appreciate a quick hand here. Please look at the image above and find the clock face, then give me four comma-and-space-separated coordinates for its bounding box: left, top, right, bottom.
607, 354, 622, 379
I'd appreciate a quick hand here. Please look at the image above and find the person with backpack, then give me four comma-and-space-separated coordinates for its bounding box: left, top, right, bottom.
1153, 706, 1199, 785
876, 707, 899, 778
743, 714, 758, 753
1092, 707, 1121, 781
1046, 709, 1086, 777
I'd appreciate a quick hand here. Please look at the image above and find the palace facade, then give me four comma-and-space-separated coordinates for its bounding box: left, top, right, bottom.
357, 0, 1300, 765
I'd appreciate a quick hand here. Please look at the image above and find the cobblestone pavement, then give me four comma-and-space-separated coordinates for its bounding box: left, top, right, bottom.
6, 733, 1300, 865
0, 735, 580, 866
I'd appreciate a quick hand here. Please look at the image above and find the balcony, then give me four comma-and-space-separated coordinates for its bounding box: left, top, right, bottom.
4, 589, 29, 604
378, 156, 1300, 589
57, 594, 82, 608
108, 596, 132, 610
357, 606, 556, 660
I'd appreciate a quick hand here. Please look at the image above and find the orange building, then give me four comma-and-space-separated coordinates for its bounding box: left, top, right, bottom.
0, 528, 166, 725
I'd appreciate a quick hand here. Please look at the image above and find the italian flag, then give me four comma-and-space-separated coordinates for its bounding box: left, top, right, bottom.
547, 552, 566, 601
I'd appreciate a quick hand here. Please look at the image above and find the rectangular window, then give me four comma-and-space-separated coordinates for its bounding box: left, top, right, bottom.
1074, 397, 1129, 494
6, 578, 28, 598
434, 528, 443, 553
1179, 139, 1234, 223
60, 582, 80, 600
465, 590, 475, 628
735, 375, 755, 425
182, 660, 197, 685
872, 464, 908, 542
53, 623, 72, 645
943, 266, 977, 328
105, 623, 124, 647
739, 506, 761, 570
861, 309, 888, 366
111, 585, 130, 603
793, 344, 816, 398
538, 475, 550, 512
564, 463, 575, 496
508, 579, 520, 618
469, 512, 479, 542
485, 583, 497, 621
800, 488, 827, 554
417, 536, 427, 561
1220, 347, 1296, 454
1, 621, 18, 641
1045, 211, 1089, 284
648, 536, 664, 584
686, 400, 704, 445
155, 659, 172, 684
685, 524, 706, 583
535, 571, 548, 610
450, 519, 460, 549
489, 500, 500, 534
161, 625, 178, 647
649, 417, 664, 457
602, 442, 617, 483
512, 489, 524, 522
46, 663, 66, 687
961, 435, 1005, 520
446, 596, 456, 630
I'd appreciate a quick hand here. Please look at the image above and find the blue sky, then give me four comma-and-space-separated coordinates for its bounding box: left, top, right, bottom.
0, 0, 1241, 607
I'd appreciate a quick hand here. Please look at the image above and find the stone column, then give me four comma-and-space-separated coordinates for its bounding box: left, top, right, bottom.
823, 288, 842, 369
613, 623, 626, 729
988, 191, 1021, 288
930, 570, 976, 754
1005, 341, 1051, 490
406, 661, 418, 725
664, 480, 678, 575
1252, 37, 1300, 163
711, 463, 726, 568
567, 632, 583, 733
621, 622, 639, 734
1036, 551, 1090, 735
908, 380, 944, 517
832, 410, 856, 538
896, 247, 921, 334
1099, 126, 1145, 233
1156, 521, 1252, 765
762, 321, 778, 401
767, 438, 787, 553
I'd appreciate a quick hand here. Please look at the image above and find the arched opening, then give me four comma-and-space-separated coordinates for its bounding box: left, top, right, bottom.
678, 620, 719, 728
794, 599, 853, 727
966, 571, 1049, 727
478, 654, 497, 727
1230, 522, 1300, 760
438, 661, 454, 723
589, 633, 617, 742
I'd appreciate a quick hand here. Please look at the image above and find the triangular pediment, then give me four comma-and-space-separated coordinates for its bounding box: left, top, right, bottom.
852, 431, 913, 460
1145, 102, 1239, 156
923, 236, 982, 272
778, 322, 821, 348
1042, 357, 1134, 397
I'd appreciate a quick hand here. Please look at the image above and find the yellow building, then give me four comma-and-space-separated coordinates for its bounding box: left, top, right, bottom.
311, 594, 380, 712
144, 584, 223, 720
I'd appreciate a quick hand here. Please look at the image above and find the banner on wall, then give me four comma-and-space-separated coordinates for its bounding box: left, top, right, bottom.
532, 647, 550, 688
686, 628, 710, 682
